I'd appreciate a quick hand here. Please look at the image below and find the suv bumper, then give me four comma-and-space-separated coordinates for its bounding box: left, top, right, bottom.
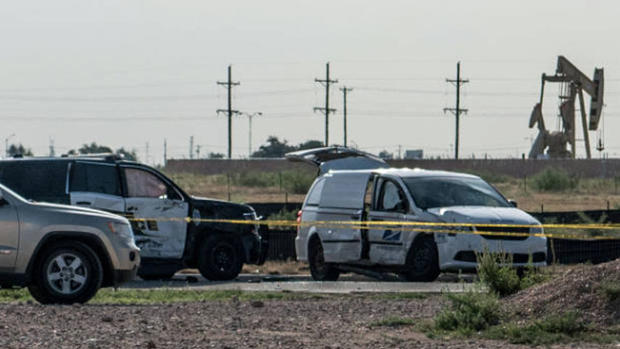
112, 265, 139, 286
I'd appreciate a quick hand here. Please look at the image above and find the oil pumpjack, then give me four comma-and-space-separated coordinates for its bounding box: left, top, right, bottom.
528, 56, 604, 159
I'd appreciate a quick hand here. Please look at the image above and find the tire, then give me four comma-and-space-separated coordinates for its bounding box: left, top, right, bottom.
401, 236, 440, 282
138, 272, 176, 281
198, 235, 243, 281
28, 241, 103, 304
308, 237, 340, 281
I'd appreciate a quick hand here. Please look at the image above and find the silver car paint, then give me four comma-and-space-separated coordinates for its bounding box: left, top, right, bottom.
0, 184, 140, 275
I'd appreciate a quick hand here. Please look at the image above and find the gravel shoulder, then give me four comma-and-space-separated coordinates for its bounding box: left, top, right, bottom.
0, 295, 535, 349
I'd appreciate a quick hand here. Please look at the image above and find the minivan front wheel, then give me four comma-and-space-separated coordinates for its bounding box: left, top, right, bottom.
28, 241, 103, 304
308, 237, 340, 281
401, 236, 440, 282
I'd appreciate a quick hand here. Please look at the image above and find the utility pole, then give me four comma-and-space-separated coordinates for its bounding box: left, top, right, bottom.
217, 65, 240, 159
443, 61, 469, 159
314, 62, 338, 146
189, 136, 194, 159
239, 112, 262, 157
49, 138, 55, 157
340, 86, 353, 147
196, 145, 201, 159
163, 138, 167, 167
4, 133, 15, 158
145, 141, 149, 165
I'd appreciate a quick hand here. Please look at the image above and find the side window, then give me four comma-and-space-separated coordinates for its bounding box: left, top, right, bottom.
378, 180, 407, 212
364, 176, 376, 211
305, 178, 325, 206
124, 168, 180, 200
71, 162, 120, 196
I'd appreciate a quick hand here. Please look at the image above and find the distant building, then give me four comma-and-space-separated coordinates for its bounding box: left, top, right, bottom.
404, 149, 423, 159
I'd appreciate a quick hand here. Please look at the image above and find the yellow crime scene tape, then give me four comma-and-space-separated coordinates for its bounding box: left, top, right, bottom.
125, 216, 620, 241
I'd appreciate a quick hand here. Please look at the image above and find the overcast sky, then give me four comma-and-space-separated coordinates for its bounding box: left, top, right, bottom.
1, 0, 618, 163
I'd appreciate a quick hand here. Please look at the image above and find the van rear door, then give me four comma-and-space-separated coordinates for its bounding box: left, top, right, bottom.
285, 146, 388, 175
316, 172, 369, 263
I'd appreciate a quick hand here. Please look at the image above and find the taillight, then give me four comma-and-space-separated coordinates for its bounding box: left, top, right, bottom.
296, 210, 302, 233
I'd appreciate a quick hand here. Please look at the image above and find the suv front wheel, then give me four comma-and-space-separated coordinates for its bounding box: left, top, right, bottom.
28, 241, 103, 304
198, 235, 243, 281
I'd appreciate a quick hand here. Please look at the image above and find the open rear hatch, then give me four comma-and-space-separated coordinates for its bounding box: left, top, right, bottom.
285, 146, 389, 175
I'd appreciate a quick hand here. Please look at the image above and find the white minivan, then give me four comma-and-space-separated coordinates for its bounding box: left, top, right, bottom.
292, 162, 547, 281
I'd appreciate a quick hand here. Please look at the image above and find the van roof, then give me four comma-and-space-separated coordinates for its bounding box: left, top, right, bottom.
327, 167, 480, 179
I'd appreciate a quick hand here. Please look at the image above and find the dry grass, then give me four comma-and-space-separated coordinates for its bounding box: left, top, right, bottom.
241, 260, 309, 275
165, 170, 620, 212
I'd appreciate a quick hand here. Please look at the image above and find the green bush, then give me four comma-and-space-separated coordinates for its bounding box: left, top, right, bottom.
281, 171, 314, 194
601, 281, 620, 302
532, 168, 579, 192
476, 250, 521, 297
434, 291, 501, 335
485, 311, 585, 345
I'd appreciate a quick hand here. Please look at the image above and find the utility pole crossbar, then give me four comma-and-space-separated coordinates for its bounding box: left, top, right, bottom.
217, 65, 240, 159
443, 61, 469, 159
314, 62, 338, 146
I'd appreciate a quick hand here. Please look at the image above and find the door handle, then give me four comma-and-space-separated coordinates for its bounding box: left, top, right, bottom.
76, 201, 92, 205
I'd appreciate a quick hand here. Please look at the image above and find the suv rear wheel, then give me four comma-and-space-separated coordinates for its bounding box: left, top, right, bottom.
28, 241, 103, 304
401, 236, 440, 282
308, 237, 340, 281
198, 235, 243, 281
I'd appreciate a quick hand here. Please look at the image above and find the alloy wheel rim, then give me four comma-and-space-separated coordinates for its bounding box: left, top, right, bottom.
46, 253, 88, 295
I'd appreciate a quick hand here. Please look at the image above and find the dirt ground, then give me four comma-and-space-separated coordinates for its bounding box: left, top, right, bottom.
0, 295, 599, 349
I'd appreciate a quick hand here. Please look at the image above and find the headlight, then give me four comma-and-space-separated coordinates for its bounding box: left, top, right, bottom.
107, 221, 135, 241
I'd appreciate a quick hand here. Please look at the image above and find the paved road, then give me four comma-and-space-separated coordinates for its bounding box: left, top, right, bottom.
121, 273, 479, 293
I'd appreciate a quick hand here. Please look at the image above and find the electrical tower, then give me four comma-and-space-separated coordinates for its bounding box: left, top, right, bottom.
340, 86, 353, 147
239, 111, 262, 157
217, 65, 240, 159
314, 62, 338, 146
443, 61, 469, 159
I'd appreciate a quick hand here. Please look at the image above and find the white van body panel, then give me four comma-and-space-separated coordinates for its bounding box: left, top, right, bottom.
296, 168, 547, 271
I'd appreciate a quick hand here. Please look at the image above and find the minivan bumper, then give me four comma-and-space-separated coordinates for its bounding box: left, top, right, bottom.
436, 233, 547, 272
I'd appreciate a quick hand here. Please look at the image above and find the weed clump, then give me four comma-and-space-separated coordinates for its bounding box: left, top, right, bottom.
476, 249, 549, 296
434, 291, 501, 335
532, 168, 579, 192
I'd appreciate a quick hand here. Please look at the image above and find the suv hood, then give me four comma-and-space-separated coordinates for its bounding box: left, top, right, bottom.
426, 206, 540, 226
285, 146, 388, 175
31, 201, 126, 221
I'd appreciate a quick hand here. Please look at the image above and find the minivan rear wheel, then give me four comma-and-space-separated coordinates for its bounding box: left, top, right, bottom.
28, 241, 103, 304
308, 237, 340, 281
401, 236, 440, 282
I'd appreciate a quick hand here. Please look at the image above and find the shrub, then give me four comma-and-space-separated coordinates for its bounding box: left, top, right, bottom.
485, 311, 585, 345
601, 281, 620, 302
434, 291, 501, 335
281, 171, 314, 194
267, 208, 298, 230
532, 168, 579, 192
476, 250, 521, 297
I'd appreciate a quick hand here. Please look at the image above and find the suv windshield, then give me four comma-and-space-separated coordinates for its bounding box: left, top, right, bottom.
403, 176, 510, 209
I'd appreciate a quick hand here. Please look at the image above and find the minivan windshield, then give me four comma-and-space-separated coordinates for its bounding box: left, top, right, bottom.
403, 176, 510, 209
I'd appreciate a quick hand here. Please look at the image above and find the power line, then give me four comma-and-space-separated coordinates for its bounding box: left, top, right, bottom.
314, 62, 338, 146
216, 65, 240, 159
443, 61, 469, 159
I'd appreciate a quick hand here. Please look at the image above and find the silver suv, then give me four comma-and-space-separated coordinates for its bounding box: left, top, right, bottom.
0, 183, 140, 304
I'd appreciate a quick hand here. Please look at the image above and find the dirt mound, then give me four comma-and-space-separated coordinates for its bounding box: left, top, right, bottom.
506, 259, 620, 325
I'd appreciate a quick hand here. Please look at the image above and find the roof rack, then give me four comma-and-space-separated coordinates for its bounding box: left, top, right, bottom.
60, 152, 122, 162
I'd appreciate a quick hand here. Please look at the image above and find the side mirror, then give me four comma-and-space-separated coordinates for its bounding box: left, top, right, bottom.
508, 200, 517, 208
